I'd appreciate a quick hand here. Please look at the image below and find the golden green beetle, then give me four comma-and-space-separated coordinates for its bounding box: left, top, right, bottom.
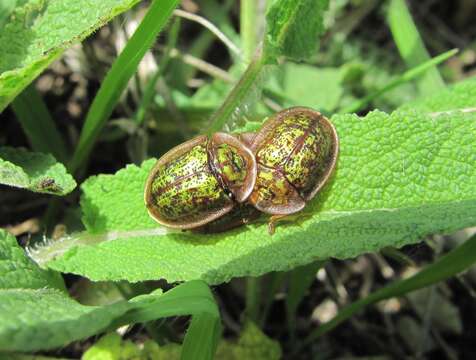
244, 107, 339, 232
144, 132, 257, 229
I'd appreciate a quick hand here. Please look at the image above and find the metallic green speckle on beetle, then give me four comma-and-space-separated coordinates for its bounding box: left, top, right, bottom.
144, 107, 338, 233
144, 133, 257, 230
249, 107, 339, 216
150, 142, 231, 220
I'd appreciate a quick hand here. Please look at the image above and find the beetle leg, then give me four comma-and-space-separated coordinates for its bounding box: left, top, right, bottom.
267, 214, 288, 235
268, 212, 312, 234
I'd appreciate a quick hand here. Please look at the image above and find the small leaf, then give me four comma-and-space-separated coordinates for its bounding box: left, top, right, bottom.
0, 0, 141, 112
0, 146, 76, 195
264, 0, 329, 63
44, 102, 476, 283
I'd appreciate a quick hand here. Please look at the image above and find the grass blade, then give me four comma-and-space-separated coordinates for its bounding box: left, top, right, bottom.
114, 280, 221, 360
299, 234, 476, 349
182, 313, 222, 360
340, 49, 458, 114
11, 84, 68, 163
134, 17, 181, 125
387, 0, 445, 95
69, 0, 179, 173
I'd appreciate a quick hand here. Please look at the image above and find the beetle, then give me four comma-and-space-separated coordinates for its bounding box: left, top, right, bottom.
144, 132, 257, 229
244, 107, 339, 233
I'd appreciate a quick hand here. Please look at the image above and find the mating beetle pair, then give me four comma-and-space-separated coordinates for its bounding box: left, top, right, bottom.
144, 107, 339, 234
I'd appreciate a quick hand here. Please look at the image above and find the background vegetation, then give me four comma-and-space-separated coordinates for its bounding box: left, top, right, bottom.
1, 0, 475, 359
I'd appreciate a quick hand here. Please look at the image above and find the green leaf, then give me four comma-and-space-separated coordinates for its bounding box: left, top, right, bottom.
340, 49, 458, 114
43, 87, 476, 283
0, 229, 64, 291
0, 288, 132, 352
0, 230, 220, 355
264, 0, 329, 63
0, 229, 127, 352
0, 0, 141, 113
182, 313, 221, 360
0, 146, 76, 195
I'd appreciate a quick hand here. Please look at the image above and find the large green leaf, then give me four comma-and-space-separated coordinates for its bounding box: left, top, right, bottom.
0, 230, 219, 354
41, 83, 476, 283
0, 146, 76, 195
0, 0, 140, 113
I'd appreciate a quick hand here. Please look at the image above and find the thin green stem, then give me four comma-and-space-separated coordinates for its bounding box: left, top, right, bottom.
174, 0, 236, 84
340, 49, 458, 114
174, 9, 241, 58
206, 50, 266, 134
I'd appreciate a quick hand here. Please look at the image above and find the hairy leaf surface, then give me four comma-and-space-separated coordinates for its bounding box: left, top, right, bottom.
44, 98, 476, 283
0, 0, 140, 112
264, 0, 329, 62
0, 230, 218, 353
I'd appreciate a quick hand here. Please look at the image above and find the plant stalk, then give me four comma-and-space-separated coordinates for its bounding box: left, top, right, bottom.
206, 49, 266, 134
